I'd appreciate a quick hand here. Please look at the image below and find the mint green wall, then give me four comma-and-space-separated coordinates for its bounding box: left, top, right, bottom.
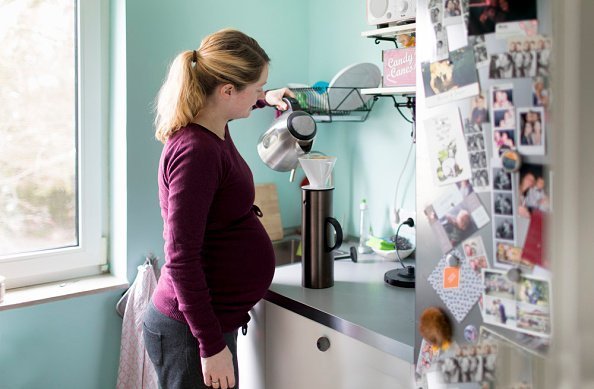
307, 0, 416, 238
0, 1, 416, 387
124, 0, 311, 274
0, 291, 123, 389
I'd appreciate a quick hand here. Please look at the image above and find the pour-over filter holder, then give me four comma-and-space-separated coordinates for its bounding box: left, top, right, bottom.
298, 155, 337, 189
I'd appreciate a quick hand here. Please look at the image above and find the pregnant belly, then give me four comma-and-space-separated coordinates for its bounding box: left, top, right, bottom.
204, 218, 275, 301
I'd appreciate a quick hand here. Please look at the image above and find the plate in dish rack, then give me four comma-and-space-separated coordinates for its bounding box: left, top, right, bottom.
327, 63, 381, 110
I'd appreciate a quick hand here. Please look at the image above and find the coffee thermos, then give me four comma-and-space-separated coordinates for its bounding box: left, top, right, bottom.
301, 186, 342, 289
257, 98, 344, 289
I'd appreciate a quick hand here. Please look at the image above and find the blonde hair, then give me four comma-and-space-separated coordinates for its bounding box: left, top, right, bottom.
154, 29, 270, 143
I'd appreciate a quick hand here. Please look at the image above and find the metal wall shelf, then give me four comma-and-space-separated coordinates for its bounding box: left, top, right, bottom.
361, 21, 417, 122
291, 87, 375, 123
361, 86, 416, 96
361, 23, 417, 45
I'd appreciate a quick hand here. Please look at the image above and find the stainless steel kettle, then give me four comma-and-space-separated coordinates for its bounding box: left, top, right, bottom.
257, 97, 316, 176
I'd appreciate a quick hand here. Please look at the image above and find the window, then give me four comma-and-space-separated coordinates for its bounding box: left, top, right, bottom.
0, 0, 106, 289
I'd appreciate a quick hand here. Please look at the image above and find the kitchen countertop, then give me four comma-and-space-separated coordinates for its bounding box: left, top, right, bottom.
264, 248, 416, 363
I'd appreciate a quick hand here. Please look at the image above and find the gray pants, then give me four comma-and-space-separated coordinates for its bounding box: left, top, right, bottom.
143, 301, 239, 389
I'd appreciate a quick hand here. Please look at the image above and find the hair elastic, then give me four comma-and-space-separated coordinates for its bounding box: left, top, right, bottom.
192, 50, 198, 64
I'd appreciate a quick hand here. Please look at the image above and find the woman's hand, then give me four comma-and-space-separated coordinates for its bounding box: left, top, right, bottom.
201, 346, 235, 389
265, 87, 296, 111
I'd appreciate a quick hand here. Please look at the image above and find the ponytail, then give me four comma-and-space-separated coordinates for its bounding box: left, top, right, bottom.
154, 51, 201, 143
154, 29, 270, 143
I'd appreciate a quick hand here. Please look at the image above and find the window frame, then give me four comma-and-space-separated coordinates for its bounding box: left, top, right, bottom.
0, 0, 108, 289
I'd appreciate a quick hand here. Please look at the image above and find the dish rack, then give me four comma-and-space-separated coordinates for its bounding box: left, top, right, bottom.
290, 87, 376, 122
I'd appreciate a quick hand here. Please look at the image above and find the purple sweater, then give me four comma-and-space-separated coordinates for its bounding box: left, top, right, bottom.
152, 123, 275, 358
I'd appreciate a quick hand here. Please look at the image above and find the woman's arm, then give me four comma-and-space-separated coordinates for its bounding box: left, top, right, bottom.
252, 88, 295, 110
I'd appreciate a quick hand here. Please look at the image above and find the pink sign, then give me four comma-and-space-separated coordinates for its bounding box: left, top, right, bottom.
383, 48, 416, 87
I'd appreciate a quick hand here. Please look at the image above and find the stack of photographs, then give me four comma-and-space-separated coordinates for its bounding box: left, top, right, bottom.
488, 35, 552, 79
482, 269, 551, 338
435, 343, 498, 385
490, 84, 516, 156
465, 128, 488, 186
428, 0, 450, 60
469, 34, 488, 67
491, 160, 521, 269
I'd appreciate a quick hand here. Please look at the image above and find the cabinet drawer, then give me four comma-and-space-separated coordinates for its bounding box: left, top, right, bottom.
265, 302, 414, 389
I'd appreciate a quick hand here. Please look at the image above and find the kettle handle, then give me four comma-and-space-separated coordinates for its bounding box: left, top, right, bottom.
325, 217, 343, 253
283, 97, 301, 112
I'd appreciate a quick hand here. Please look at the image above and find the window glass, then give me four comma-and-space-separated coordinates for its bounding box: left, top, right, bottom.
0, 0, 78, 257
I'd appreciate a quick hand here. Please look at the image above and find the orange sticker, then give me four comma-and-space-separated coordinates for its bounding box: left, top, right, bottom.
443, 266, 460, 289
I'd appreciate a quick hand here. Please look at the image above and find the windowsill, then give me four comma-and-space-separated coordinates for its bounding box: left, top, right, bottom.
0, 273, 129, 311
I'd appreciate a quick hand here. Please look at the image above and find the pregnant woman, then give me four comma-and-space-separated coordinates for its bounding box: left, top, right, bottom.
143, 29, 293, 389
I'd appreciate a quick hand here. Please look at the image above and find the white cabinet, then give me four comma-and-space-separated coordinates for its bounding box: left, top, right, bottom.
265, 302, 414, 389
237, 301, 267, 389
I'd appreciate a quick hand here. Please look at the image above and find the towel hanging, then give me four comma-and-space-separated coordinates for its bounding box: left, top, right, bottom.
116, 254, 160, 318
116, 255, 160, 389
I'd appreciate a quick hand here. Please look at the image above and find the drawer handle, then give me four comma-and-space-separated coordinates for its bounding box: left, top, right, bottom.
317, 336, 331, 352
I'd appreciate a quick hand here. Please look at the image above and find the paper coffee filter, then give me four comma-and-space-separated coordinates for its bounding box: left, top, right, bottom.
298, 155, 337, 188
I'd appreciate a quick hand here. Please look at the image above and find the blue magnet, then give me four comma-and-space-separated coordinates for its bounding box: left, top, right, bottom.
464, 325, 478, 343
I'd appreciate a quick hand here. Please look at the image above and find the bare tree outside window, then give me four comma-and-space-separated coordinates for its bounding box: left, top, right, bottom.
0, 0, 78, 256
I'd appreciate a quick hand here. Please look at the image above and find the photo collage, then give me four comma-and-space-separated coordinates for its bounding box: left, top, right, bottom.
420, 3, 552, 267
482, 269, 551, 338
417, 0, 553, 384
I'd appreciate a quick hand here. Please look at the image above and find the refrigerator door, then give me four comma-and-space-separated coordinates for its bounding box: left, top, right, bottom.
414, 0, 552, 387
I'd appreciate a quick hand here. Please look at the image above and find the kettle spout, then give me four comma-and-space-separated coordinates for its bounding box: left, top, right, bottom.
299, 140, 314, 153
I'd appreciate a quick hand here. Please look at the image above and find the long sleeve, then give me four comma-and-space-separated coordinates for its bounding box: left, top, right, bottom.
162, 135, 226, 357
152, 124, 275, 359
